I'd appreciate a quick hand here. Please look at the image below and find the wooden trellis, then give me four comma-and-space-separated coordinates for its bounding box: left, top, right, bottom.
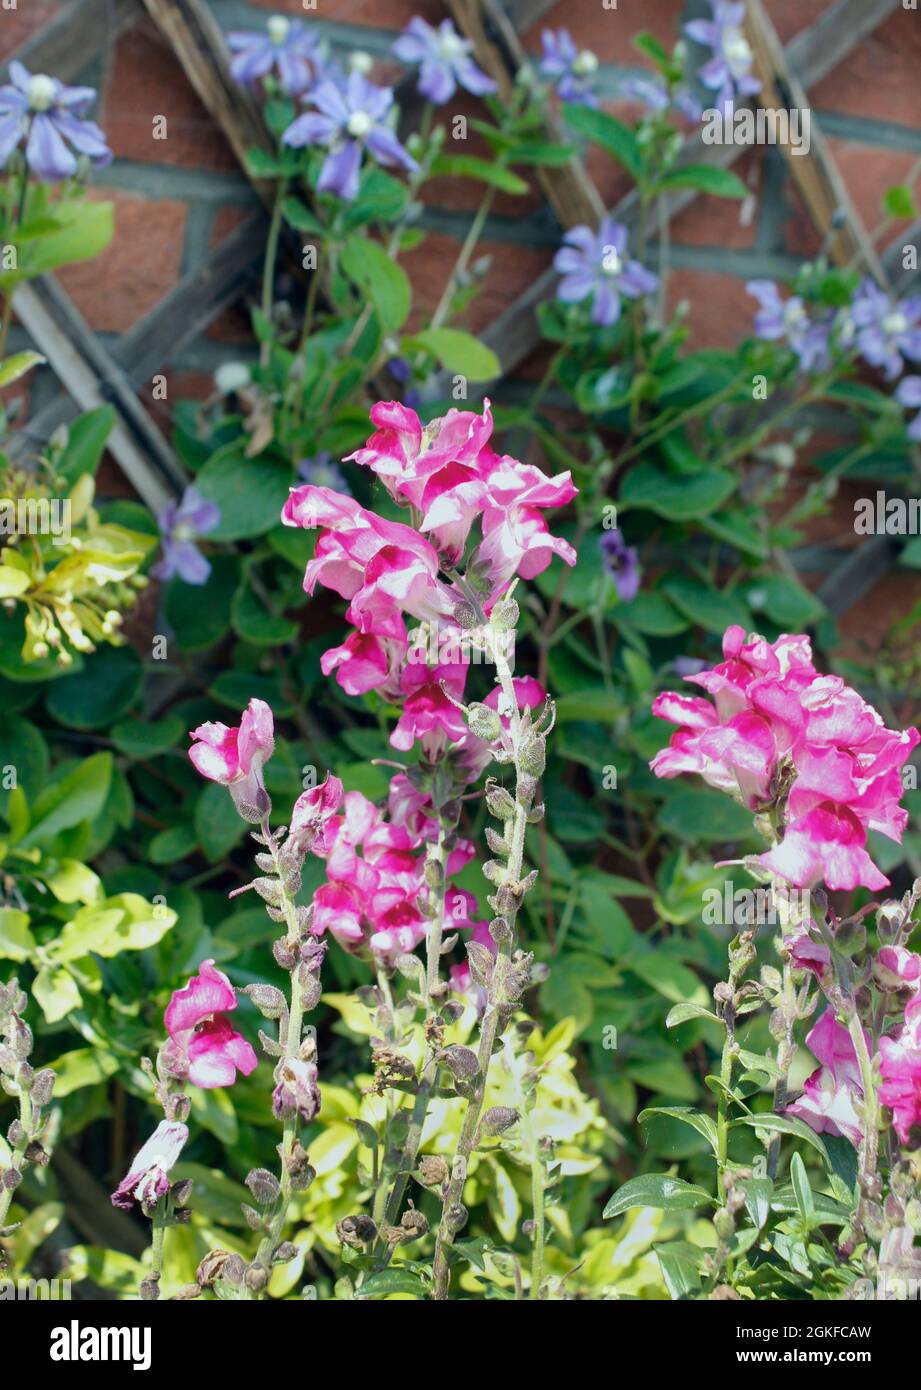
4, 0, 915, 610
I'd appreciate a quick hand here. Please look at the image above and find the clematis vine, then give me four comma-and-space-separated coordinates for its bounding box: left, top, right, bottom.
152, 485, 220, 586
282, 71, 417, 201
393, 17, 496, 104
0, 62, 112, 179
554, 218, 658, 327
684, 0, 761, 113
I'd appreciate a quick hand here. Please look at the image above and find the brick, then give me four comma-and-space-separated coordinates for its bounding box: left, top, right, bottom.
669, 148, 763, 250
521, 0, 686, 67
764, 0, 837, 46
102, 17, 238, 173
57, 189, 187, 334
824, 139, 921, 257
1, 0, 63, 55
248, 0, 442, 29
664, 266, 756, 349
809, 7, 921, 128
400, 228, 550, 334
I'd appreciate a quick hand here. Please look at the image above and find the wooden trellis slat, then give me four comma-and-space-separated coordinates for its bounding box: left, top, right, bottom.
9, 213, 266, 489
744, 0, 886, 284
446, 0, 604, 229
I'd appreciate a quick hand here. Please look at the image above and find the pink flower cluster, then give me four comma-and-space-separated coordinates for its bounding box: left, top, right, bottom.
650, 626, 918, 891
879, 998, 921, 1145
282, 401, 576, 705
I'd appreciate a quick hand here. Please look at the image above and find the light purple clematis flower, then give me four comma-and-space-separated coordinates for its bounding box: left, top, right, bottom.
282, 70, 417, 201
747, 280, 831, 373
153, 486, 221, 587
538, 28, 599, 107
298, 451, 352, 494
620, 73, 703, 122
554, 217, 657, 326
0, 62, 111, 180
228, 15, 322, 96
896, 375, 921, 442
684, 1, 761, 113
392, 17, 496, 105
600, 528, 640, 602
851, 279, 921, 381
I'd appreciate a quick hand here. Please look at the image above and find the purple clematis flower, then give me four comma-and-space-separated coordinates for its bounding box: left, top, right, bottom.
684, 1, 761, 113
228, 16, 322, 96
0, 62, 111, 180
600, 528, 640, 602
538, 28, 600, 107
896, 376, 921, 442
298, 451, 352, 494
392, 17, 496, 105
153, 486, 220, 587
747, 280, 831, 373
554, 217, 657, 326
282, 70, 417, 201
851, 279, 921, 381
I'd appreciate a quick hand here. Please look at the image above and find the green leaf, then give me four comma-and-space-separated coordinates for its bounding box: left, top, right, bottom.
638, 1106, 719, 1152
883, 184, 917, 220
620, 590, 688, 636
656, 165, 748, 199
52, 894, 175, 962
232, 583, 297, 645
661, 575, 750, 635
403, 327, 499, 382
562, 103, 641, 178
281, 196, 324, 234
630, 953, 710, 1007
666, 1001, 720, 1028
0, 715, 48, 814
0, 564, 30, 598
55, 407, 115, 485
432, 154, 529, 195
341, 235, 411, 334
733, 1112, 831, 1167
21, 751, 112, 849
13, 198, 113, 281
0, 908, 36, 961
33, 965, 81, 1023
47, 1046, 119, 1097
194, 448, 292, 541
658, 787, 754, 842
603, 1173, 712, 1219
620, 462, 736, 520
111, 715, 184, 760
44, 858, 102, 904
0, 351, 45, 389
790, 1151, 815, 1224
45, 645, 142, 729
655, 1241, 705, 1299
165, 553, 239, 651
195, 781, 247, 862
358, 1268, 429, 1299
632, 32, 671, 70
744, 574, 823, 628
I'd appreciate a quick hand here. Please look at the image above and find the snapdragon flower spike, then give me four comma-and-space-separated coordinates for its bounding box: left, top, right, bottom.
786, 1011, 867, 1149
189, 697, 275, 823
650, 625, 919, 892
746, 280, 831, 374
152, 485, 220, 586
554, 218, 658, 327
228, 16, 321, 95
683, 0, 761, 113
110, 1119, 188, 1211
392, 17, 496, 105
879, 995, 921, 1144
0, 62, 112, 179
538, 29, 600, 107
282, 70, 417, 201
163, 959, 258, 1090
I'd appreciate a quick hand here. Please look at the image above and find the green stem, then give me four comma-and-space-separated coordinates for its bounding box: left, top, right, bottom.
0, 1089, 31, 1231
259, 181, 287, 366
429, 186, 496, 331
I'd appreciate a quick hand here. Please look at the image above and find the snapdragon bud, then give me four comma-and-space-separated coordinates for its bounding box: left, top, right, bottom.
467, 703, 502, 741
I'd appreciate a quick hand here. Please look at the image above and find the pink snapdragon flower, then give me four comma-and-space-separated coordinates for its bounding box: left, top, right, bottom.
786, 1011, 868, 1148
189, 698, 274, 822
320, 627, 407, 697
288, 772, 345, 854
163, 959, 258, 1089
879, 996, 921, 1145
784, 925, 832, 987
110, 1119, 188, 1211
650, 626, 919, 892
873, 945, 921, 994
390, 660, 468, 756
472, 452, 577, 592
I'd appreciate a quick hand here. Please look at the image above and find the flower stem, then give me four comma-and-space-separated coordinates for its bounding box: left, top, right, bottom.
0, 1088, 31, 1231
